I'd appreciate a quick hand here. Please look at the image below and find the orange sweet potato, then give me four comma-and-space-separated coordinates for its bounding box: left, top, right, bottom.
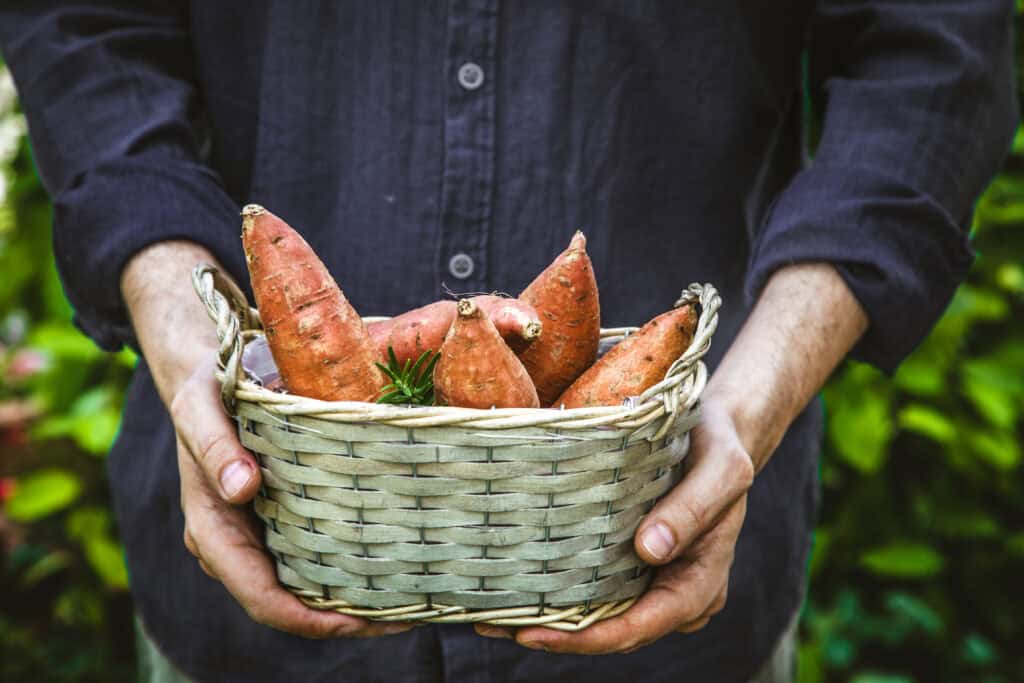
241, 204, 385, 402
517, 232, 601, 406
433, 299, 540, 409
554, 303, 698, 408
367, 296, 541, 365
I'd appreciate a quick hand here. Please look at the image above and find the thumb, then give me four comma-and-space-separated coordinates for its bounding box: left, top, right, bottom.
170, 367, 261, 504
635, 405, 753, 565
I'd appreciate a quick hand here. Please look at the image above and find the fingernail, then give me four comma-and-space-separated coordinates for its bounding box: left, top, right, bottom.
219, 460, 251, 498
477, 625, 513, 639
521, 640, 548, 651
640, 522, 675, 561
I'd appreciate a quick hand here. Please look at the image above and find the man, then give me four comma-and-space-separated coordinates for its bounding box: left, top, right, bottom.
0, 2, 1016, 681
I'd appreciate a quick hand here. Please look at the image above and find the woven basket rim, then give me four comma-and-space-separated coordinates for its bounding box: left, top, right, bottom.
192, 264, 720, 438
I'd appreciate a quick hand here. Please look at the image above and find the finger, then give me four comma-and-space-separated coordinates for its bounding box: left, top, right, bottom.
634, 407, 753, 565
675, 616, 711, 634
183, 528, 199, 558
170, 367, 261, 504
197, 558, 219, 579
192, 505, 368, 639
475, 624, 515, 639
674, 583, 727, 634
518, 501, 745, 655
516, 557, 718, 654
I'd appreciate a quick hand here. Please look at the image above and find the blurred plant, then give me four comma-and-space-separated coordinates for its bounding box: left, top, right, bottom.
795, 10, 1024, 682
0, 64, 136, 682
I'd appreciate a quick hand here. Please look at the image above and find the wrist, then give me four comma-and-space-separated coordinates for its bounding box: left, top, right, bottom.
703, 377, 788, 473
121, 240, 229, 406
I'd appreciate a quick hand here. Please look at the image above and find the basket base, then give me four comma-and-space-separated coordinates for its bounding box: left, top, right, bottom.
297, 593, 638, 631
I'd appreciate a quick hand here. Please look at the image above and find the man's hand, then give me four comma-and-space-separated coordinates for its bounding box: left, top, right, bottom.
476, 262, 868, 652
122, 241, 413, 639
478, 396, 752, 654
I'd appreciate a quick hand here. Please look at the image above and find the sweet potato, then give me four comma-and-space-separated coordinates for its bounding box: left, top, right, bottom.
368, 296, 541, 365
433, 299, 540, 409
517, 232, 601, 406
241, 204, 385, 402
554, 303, 697, 408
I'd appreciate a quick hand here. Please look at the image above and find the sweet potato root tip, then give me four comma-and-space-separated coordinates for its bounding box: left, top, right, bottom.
554, 303, 698, 409
433, 299, 540, 409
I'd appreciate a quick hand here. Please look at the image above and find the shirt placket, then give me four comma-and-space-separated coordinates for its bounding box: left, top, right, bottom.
437, 0, 497, 296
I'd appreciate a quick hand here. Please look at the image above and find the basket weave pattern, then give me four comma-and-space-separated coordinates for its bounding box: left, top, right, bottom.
193, 265, 720, 630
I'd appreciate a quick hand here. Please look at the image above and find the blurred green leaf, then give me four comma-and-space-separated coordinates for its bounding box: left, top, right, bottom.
19, 551, 71, 587
850, 673, 914, 683
948, 285, 1009, 322
893, 349, 948, 397
824, 635, 857, 668
66, 507, 128, 588
962, 373, 1018, 429
884, 592, 943, 636
826, 365, 893, 473
53, 586, 103, 627
934, 509, 1000, 539
4, 468, 81, 521
82, 536, 128, 589
796, 642, 824, 683
1005, 533, 1024, 558
966, 427, 1021, 471
962, 633, 1000, 666
66, 506, 110, 542
809, 528, 832, 579
26, 322, 103, 362
72, 407, 121, 454
995, 263, 1024, 293
898, 404, 956, 443
860, 543, 945, 579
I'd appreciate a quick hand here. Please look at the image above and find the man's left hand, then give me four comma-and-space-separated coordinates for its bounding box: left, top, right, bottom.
475, 396, 754, 654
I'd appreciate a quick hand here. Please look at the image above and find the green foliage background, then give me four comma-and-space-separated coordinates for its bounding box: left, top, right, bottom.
0, 17, 1022, 681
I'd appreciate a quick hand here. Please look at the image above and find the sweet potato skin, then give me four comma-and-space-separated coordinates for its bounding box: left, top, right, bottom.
554, 303, 698, 408
367, 296, 541, 365
433, 300, 540, 409
517, 232, 601, 406
241, 204, 384, 402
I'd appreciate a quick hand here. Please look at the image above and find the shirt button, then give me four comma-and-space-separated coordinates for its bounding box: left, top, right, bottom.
448, 253, 475, 279
457, 62, 484, 90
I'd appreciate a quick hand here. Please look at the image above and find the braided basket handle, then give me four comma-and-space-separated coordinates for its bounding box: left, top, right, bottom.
192, 263, 257, 412
635, 282, 721, 439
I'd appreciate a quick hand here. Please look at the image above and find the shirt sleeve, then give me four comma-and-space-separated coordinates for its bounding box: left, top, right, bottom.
0, 1, 246, 351
745, 0, 1019, 373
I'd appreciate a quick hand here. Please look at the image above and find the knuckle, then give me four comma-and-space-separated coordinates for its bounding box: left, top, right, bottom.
194, 430, 235, 468
183, 528, 199, 556
616, 635, 642, 654
244, 602, 270, 627
168, 383, 194, 425
727, 447, 755, 490
676, 497, 707, 532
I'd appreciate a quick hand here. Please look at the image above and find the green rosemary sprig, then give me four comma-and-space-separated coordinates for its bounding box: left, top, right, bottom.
375, 347, 439, 406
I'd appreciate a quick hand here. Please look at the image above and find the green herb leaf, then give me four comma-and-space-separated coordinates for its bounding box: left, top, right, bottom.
376, 347, 438, 406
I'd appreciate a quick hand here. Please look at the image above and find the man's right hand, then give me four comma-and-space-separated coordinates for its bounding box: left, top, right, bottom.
123, 240, 413, 639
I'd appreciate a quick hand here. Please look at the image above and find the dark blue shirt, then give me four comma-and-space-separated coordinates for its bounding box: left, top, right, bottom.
1, 2, 1016, 681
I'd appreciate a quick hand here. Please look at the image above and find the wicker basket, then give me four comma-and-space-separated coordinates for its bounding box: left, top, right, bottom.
192, 264, 720, 631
